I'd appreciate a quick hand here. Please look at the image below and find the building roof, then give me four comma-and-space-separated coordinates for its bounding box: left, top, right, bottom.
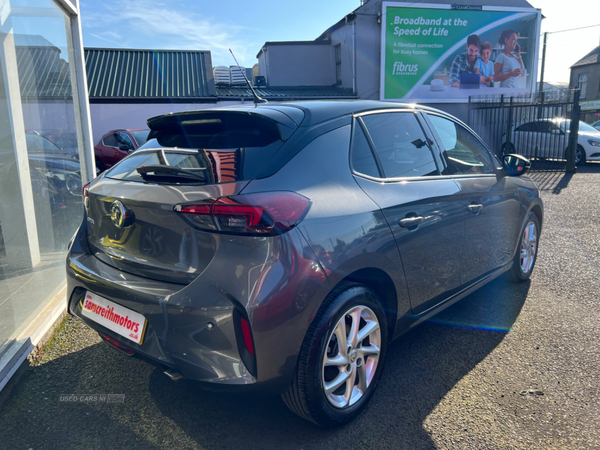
84, 48, 356, 103
85, 48, 217, 100
571, 45, 600, 68
216, 86, 356, 101
16, 42, 72, 99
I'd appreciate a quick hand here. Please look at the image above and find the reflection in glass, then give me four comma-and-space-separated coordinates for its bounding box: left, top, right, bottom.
0, 0, 83, 358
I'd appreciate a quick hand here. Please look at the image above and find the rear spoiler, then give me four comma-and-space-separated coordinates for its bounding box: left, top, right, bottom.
147, 109, 302, 149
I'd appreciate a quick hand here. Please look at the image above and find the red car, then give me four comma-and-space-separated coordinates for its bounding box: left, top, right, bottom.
94, 129, 149, 172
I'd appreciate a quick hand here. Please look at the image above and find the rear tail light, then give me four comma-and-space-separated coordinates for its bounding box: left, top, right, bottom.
174, 191, 310, 236
83, 182, 90, 208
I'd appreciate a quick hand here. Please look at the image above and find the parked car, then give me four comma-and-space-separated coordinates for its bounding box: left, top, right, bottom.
502, 118, 600, 165
24, 131, 78, 160
94, 129, 149, 172
0, 133, 82, 251
592, 120, 600, 131
67, 101, 543, 427
42, 129, 79, 159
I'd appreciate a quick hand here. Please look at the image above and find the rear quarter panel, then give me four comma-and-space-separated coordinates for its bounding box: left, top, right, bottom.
243, 124, 411, 385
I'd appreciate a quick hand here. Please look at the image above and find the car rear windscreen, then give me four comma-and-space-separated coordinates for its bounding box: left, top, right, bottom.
105, 139, 285, 185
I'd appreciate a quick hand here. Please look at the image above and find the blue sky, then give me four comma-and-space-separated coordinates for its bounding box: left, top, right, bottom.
79, 0, 600, 83
79, 0, 357, 70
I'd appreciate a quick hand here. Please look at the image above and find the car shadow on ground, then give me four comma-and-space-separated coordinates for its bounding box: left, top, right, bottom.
0, 277, 529, 450
149, 277, 530, 450
530, 162, 600, 194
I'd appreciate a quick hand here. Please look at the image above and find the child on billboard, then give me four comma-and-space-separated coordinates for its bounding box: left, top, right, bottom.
476, 41, 495, 87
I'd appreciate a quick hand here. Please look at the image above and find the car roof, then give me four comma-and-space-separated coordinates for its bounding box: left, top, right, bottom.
103, 129, 149, 136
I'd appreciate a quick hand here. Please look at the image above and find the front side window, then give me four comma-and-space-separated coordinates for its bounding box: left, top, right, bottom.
535, 122, 553, 134
117, 132, 134, 149
361, 113, 439, 179
103, 133, 118, 147
25, 133, 60, 152
516, 122, 537, 132
131, 130, 149, 146
427, 114, 495, 175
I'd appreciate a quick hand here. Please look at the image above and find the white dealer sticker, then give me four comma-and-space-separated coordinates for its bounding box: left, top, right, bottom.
81, 292, 147, 345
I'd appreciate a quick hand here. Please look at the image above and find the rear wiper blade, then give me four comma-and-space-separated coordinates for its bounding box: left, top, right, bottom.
136, 165, 205, 181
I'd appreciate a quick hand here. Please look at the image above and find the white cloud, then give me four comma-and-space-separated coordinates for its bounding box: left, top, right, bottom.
87, 0, 259, 68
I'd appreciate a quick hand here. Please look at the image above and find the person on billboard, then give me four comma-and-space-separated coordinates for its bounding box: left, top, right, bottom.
494, 30, 524, 88
449, 34, 486, 87
476, 41, 495, 87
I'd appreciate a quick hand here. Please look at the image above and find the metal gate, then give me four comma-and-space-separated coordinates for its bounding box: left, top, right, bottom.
468, 89, 581, 172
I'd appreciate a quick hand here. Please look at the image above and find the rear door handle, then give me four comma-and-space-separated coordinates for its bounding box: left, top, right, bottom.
399, 216, 425, 228
468, 204, 483, 215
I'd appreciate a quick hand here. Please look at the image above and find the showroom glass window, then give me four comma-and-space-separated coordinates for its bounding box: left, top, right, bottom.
0, 0, 85, 358
360, 113, 440, 178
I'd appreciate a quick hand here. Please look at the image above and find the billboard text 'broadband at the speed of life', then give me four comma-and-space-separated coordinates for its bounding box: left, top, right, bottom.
380, 2, 541, 103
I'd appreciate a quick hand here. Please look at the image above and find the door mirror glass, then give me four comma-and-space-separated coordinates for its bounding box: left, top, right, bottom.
503, 154, 530, 176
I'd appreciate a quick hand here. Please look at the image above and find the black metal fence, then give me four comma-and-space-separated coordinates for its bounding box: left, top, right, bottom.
468, 89, 581, 171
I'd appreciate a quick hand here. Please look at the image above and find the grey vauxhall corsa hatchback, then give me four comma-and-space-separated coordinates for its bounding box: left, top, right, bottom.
66, 101, 543, 427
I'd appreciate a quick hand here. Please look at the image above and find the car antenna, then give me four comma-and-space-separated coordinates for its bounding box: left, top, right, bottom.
229, 48, 267, 106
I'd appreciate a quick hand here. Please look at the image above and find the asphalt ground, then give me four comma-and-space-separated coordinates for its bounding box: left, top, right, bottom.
1, 165, 600, 449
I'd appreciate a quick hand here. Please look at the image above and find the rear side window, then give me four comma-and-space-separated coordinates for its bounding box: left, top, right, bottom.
361, 113, 440, 178
351, 122, 380, 178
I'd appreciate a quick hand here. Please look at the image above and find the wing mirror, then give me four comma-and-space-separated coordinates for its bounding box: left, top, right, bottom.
503, 154, 530, 176
119, 145, 132, 151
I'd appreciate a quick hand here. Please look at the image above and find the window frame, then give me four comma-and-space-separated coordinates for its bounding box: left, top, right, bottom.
421, 111, 503, 178
334, 43, 342, 85
578, 73, 588, 99
349, 109, 447, 182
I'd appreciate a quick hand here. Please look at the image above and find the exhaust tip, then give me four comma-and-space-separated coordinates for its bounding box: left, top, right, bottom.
164, 369, 184, 381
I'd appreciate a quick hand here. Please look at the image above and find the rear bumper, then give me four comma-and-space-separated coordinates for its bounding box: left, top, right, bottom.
66, 219, 329, 394
67, 252, 256, 387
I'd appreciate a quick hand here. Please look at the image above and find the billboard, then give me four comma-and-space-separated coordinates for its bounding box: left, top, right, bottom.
380, 2, 542, 103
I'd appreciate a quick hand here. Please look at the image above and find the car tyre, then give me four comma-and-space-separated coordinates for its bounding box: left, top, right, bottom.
564, 145, 586, 166
282, 283, 388, 427
508, 212, 540, 282
575, 145, 586, 166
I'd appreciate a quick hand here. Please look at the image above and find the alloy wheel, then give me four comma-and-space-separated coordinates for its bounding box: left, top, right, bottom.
520, 220, 538, 274
322, 305, 381, 408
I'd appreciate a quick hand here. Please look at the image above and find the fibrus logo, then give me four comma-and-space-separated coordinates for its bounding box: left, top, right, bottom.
392, 61, 419, 75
